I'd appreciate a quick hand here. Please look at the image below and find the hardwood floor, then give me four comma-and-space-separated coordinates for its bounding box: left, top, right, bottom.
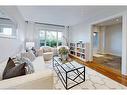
69, 54, 127, 87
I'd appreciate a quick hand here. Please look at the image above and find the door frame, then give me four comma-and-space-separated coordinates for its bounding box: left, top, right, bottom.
89, 12, 126, 75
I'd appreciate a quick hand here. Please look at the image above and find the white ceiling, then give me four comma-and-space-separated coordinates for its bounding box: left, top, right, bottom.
95, 16, 122, 26
18, 6, 127, 26
0, 9, 10, 19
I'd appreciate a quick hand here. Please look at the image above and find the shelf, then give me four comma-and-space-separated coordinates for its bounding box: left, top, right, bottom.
69, 54, 86, 62
70, 50, 75, 52
76, 51, 85, 54
70, 42, 89, 62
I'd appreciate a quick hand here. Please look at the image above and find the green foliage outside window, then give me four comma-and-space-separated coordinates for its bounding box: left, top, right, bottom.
40, 39, 62, 47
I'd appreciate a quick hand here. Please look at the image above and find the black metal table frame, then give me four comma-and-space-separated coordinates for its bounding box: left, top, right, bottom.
53, 57, 85, 90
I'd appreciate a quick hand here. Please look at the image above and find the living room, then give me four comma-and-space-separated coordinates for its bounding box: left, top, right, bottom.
0, 3, 127, 95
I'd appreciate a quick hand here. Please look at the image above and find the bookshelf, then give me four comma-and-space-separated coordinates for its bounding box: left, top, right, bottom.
69, 42, 89, 62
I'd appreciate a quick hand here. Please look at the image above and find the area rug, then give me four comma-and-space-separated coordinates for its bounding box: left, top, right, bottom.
45, 62, 127, 90
93, 54, 121, 71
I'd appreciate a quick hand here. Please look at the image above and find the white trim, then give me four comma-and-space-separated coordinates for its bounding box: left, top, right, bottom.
121, 13, 127, 75
0, 34, 16, 39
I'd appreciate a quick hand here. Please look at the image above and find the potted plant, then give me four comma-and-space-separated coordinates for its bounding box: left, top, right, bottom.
58, 47, 69, 62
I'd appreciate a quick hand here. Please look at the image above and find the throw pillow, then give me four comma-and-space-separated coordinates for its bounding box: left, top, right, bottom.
42, 46, 52, 53
10, 57, 34, 74
20, 57, 34, 74
31, 47, 37, 56
21, 51, 36, 62
2, 57, 15, 79
3, 63, 26, 80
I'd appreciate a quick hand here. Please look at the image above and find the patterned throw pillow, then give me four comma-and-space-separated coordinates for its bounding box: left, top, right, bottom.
20, 57, 34, 74
12, 57, 34, 74
21, 51, 36, 62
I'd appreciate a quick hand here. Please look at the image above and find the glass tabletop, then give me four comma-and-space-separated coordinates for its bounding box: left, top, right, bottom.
53, 56, 84, 72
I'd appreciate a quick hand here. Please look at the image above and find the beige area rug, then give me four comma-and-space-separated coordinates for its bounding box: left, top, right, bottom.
45, 61, 127, 90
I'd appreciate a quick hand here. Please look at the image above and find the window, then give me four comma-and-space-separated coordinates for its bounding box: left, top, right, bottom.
0, 26, 16, 38
0, 18, 17, 38
40, 30, 62, 47
46, 31, 57, 47
3, 28, 12, 36
93, 32, 99, 48
0, 27, 13, 36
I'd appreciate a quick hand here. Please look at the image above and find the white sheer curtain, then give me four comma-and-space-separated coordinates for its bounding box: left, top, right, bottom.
62, 26, 69, 46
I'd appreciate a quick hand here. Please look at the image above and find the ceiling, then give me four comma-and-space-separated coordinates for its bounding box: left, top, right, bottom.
95, 16, 122, 27
0, 9, 10, 19
18, 6, 127, 26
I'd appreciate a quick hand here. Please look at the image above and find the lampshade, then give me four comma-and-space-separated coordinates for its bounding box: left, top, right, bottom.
26, 42, 35, 49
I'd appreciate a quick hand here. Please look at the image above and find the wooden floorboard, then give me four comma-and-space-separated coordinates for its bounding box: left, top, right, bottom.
69, 54, 127, 87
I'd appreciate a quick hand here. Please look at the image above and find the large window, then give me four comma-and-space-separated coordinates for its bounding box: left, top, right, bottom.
40, 30, 62, 47
0, 18, 17, 38
0, 27, 13, 37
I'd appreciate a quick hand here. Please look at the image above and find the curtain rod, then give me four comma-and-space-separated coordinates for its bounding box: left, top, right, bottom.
35, 22, 65, 27
0, 17, 10, 20
26, 21, 65, 27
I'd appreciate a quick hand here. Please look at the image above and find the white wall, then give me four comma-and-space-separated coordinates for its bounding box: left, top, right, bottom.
0, 6, 25, 62
69, 23, 90, 43
105, 23, 122, 56
69, 7, 127, 42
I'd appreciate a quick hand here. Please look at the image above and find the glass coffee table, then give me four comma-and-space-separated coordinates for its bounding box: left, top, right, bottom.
53, 56, 85, 90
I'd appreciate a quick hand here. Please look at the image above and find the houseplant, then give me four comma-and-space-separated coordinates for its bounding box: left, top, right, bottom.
58, 47, 69, 62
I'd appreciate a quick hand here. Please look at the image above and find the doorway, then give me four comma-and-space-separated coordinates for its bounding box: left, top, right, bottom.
92, 16, 122, 71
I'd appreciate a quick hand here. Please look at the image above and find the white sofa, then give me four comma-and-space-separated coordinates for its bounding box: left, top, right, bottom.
0, 54, 53, 89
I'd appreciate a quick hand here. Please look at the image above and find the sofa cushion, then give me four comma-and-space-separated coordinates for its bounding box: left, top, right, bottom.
0, 61, 7, 80
41, 46, 52, 53
43, 52, 53, 61
36, 49, 43, 56
32, 56, 46, 72
3, 63, 26, 80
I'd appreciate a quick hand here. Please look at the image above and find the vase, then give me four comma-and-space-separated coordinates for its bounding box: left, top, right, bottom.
61, 54, 68, 61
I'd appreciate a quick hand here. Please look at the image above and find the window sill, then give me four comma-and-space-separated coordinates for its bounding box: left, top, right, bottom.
0, 34, 16, 39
